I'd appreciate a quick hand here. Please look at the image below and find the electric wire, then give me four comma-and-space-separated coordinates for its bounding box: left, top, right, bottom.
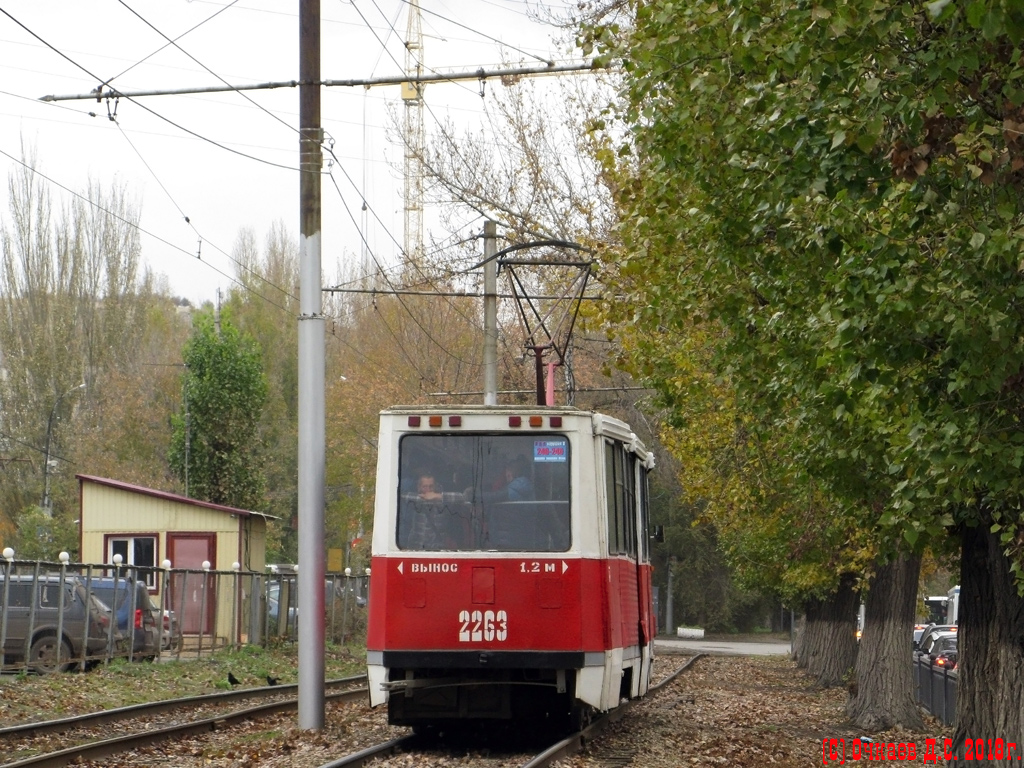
111, 122, 298, 304
1, 3, 581, 375
362, 0, 482, 103
113, 0, 300, 140
325, 164, 482, 382
0, 144, 293, 316
0, 7, 299, 172
395, 0, 553, 66
0, 431, 71, 462
105, 0, 241, 85
324, 139, 488, 337
0, 7, 307, 308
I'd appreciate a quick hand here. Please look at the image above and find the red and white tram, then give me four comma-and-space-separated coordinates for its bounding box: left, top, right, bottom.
366, 405, 656, 729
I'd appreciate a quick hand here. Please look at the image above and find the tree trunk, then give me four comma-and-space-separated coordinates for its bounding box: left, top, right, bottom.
949, 522, 1024, 764
846, 553, 924, 730
793, 613, 807, 667
802, 573, 859, 687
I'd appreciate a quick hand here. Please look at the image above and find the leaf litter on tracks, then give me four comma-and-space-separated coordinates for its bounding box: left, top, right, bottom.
555, 655, 952, 768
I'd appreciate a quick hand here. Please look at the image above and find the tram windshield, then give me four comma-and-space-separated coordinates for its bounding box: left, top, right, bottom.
397, 433, 571, 552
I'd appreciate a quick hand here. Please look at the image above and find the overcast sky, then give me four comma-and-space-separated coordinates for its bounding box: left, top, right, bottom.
0, 0, 582, 306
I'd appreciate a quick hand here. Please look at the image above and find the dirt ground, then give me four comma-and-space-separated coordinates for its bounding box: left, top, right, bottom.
558, 654, 953, 767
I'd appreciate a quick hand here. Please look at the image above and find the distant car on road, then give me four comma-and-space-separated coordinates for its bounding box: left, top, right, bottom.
267, 579, 365, 627
913, 623, 928, 647
914, 623, 956, 654
922, 631, 958, 667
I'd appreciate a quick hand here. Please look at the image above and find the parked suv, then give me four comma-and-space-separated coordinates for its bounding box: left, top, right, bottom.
81, 576, 161, 660
0, 574, 118, 673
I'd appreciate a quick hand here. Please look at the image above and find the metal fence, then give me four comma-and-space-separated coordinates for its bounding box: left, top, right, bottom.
0, 555, 369, 673
915, 656, 957, 726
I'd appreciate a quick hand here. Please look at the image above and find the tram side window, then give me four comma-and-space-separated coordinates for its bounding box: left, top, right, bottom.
624, 453, 637, 558
605, 441, 639, 558
605, 442, 621, 554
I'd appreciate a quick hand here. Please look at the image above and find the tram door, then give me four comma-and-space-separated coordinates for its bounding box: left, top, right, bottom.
635, 460, 654, 648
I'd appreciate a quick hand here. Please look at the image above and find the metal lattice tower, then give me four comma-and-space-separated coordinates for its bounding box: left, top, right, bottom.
402, 0, 425, 263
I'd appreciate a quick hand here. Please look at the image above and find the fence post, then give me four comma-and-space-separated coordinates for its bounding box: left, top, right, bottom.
341, 567, 351, 644
56, 555, 68, 670
949, 670, 958, 727
79, 563, 94, 670
0, 548, 13, 673
231, 562, 241, 650
26, 561, 42, 673
198, 562, 211, 656
249, 572, 262, 646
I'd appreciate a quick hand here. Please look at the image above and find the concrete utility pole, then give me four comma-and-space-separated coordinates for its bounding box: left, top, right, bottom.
483, 221, 498, 405
297, 0, 326, 730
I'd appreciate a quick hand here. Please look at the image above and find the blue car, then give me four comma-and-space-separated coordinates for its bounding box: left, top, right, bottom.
82, 576, 160, 659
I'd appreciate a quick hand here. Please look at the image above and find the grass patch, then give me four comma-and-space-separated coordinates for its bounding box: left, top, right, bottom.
0, 642, 367, 725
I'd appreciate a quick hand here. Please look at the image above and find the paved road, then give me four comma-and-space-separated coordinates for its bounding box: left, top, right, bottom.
654, 636, 792, 656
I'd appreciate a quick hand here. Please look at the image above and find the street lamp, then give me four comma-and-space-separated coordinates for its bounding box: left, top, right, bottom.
42, 382, 85, 515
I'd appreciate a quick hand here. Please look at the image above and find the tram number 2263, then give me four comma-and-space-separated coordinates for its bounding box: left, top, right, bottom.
458, 609, 508, 642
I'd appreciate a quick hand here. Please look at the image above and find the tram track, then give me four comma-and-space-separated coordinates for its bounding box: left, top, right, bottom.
312, 656, 703, 768
1, 657, 702, 768
0, 676, 368, 768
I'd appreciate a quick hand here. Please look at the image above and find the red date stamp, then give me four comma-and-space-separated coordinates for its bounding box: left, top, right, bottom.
822, 737, 1021, 763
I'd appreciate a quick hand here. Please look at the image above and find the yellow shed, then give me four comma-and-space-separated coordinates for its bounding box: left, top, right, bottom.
76, 474, 274, 644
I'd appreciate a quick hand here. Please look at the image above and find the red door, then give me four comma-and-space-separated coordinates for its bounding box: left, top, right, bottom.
168, 534, 217, 635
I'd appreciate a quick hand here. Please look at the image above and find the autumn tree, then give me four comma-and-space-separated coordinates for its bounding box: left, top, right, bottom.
594, 0, 1024, 750
0, 147, 164, 554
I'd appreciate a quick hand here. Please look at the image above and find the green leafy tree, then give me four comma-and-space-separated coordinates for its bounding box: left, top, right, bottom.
7, 506, 79, 561
592, 0, 1024, 748
223, 223, 300, 561
169, 310, 268, 511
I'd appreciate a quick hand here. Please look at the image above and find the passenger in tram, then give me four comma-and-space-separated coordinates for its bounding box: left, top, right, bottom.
477, 456, 534, 503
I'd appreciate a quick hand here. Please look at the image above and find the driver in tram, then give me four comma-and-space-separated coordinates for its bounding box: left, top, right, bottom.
416, 473, 443, 501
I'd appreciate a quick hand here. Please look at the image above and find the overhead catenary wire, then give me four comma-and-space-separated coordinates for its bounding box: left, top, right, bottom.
395, 0, 554, 66
324, 162, 484, 380
2, 3, 601, 363
15, 3, 604, 290
0, 6, 311, 308
322, 137, 491, 336
0, 7, 299, 172
105, 0, 242, 86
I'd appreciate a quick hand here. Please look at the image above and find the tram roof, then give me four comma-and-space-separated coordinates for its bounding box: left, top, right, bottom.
380, 405, 652, 464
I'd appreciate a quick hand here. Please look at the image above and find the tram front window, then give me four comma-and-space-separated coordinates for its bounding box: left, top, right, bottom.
397, 433, 571, 552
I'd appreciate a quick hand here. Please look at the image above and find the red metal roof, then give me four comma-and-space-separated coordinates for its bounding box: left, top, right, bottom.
76, 474, 277, 519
